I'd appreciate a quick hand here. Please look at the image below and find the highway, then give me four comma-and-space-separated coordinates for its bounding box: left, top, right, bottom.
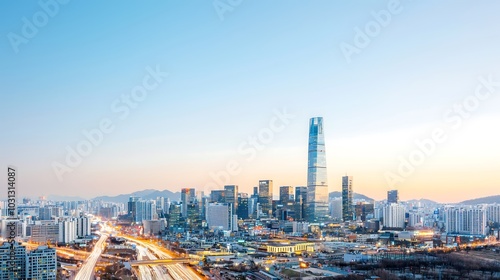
136, 245, 173, 280
74, 233, 109, 280
120, 235, 203, 280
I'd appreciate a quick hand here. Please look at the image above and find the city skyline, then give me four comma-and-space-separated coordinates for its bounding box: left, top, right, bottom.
1, 2, 500, 203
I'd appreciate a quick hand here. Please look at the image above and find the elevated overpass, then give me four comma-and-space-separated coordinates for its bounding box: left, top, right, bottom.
130, 258, 192, 266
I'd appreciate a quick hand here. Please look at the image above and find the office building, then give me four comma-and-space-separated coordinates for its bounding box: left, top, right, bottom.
387, 190, 399, 204
206, 203, 232, 231
181, 188, 196, 218
186, 202, 201, 230
224, 185, 238, 214
295, 186, 307, 221
279, 186, 294, 205
342, 176, 353, 222
31, 221, 59, 244
354, 202, 374, 221
329, 198, 342, 221
210, 190, 225, 203
258, 180, 273, 217
237, 193, 249, 220
167, 203, 182, 231
306, 117, 329, 222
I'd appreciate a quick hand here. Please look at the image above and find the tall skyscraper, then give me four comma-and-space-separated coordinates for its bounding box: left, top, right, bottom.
224, 185, 238, 214
258, 180, 273, 217
387, 190, 399, 204
342, 175, 353, 222
181, 188, 196, 218
306, 117, 329, 222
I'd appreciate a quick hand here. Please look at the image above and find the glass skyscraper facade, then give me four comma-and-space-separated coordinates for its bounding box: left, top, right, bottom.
258, 180, 273, 217
306, 117, 329, 222
224, 185, 238, 214
342, 175, 353, 221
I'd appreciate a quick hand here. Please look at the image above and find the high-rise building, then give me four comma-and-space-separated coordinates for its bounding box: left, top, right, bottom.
0, 242, 57, 280
306, 117, 329, 222
128, 196, 140, 217
354, 202, 374, 222
0, 241, 27, 279
486, 204, 500, 223
249, 193, 259, 219
210, 190, 225, 203
329, 198, 342, 221
76, 214, 91, 238
387, 190, 399, 204
445, 206, 487, 235
224, 185, 238, 214
258, 180, 273, 217
130, 199, 156, 223
206, 203, 232, 231
167, 203, 181, 232
383, 203, 406, 229
181, 188, 196, 218
295, 186, 307, 221
279, 186, 294, 205
342, 176, 353, 222
186, 202, 201, 230
58, 218, 77, 244
27, 245, 56, 279
237, 193, 249, 220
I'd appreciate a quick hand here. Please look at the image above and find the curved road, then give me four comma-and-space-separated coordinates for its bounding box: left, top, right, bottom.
74, 233, 109, 280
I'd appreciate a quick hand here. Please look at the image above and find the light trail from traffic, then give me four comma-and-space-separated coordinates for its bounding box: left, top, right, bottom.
74, 233, 109, 280
120, 235, 202, 280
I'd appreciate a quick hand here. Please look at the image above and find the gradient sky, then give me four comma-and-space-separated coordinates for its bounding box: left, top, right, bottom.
1, 1, 499, 203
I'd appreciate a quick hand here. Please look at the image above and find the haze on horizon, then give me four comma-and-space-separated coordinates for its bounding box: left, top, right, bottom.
1, 1, 500, 203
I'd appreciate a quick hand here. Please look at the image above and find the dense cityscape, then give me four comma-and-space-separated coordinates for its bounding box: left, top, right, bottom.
2, 1, 500, 280
1, 117, 499, 279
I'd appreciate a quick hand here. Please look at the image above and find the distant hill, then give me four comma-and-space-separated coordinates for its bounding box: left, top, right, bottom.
459, 195, 500, 205
47, 195, 87, 201
93, 189, 180, 204
406, 198, 439, 205
329, 191, 373, 202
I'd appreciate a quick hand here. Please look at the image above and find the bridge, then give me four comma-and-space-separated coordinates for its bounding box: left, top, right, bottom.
130, 258, 192, 266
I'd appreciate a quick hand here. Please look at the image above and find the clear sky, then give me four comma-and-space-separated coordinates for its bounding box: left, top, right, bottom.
1, 1, 499, 203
